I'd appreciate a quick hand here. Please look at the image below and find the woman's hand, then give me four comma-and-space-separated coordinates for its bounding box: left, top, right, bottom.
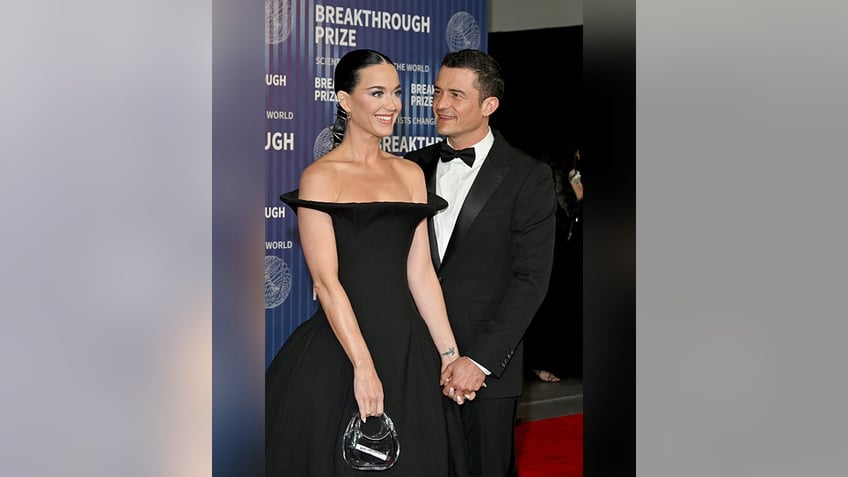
440, 357, 486, 405
353, 366, 384, 421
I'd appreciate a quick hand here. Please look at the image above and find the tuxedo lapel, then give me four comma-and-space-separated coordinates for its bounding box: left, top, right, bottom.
418, 154, 442, 270
441, 144, 508, 267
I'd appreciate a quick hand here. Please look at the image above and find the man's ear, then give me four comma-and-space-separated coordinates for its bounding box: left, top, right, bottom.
482, 97, 500, 117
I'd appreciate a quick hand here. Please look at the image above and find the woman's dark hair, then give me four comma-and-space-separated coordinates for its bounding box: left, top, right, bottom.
330, 49, 395, 147
440, 49, 504, 103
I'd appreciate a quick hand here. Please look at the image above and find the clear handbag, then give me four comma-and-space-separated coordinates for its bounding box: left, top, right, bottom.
342, 411, 400, 470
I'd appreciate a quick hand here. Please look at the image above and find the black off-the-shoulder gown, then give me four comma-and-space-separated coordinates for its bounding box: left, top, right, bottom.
266, 191, 468, 476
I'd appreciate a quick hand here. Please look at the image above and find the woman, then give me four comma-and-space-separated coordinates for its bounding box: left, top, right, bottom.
265, 49, 469, 476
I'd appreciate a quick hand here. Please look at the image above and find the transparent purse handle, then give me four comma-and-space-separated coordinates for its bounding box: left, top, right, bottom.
342, 411, 400, 470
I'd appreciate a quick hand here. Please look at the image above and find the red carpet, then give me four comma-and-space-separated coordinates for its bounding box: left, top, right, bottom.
515, 413, 583, 477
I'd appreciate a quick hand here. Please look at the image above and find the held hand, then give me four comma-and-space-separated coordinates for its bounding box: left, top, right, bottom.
445, 387, 476, 405
441, 357, 486, 405
353, 367, 384, 421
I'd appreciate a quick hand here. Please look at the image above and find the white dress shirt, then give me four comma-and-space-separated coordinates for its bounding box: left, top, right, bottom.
434, 129, 495, 261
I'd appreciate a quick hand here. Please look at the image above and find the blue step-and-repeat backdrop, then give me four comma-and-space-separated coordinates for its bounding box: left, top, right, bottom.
264, 0, 488, 367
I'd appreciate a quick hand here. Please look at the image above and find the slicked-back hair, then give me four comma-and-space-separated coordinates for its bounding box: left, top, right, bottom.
330, 49, 395, 147
334, 48, 395, 95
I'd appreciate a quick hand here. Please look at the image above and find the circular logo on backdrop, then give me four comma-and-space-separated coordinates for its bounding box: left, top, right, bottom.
313, 126, 335, 160
265, 255, 292, 309
265, 0, 293, 45
446, 12, 481, 52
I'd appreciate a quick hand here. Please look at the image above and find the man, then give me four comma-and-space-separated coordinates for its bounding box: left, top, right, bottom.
405, 49, 557, 477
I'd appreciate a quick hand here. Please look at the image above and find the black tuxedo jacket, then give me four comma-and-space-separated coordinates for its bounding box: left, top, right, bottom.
406, 130, 557, 398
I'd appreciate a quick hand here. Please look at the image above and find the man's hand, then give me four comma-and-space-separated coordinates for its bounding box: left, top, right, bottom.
440, 357, 487, 404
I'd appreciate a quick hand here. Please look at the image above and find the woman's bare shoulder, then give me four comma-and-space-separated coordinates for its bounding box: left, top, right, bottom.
299, 157, 343, 202
385, 152, 421, 174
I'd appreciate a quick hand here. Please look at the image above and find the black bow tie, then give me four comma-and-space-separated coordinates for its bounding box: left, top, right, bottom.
439, 142, 475, 167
